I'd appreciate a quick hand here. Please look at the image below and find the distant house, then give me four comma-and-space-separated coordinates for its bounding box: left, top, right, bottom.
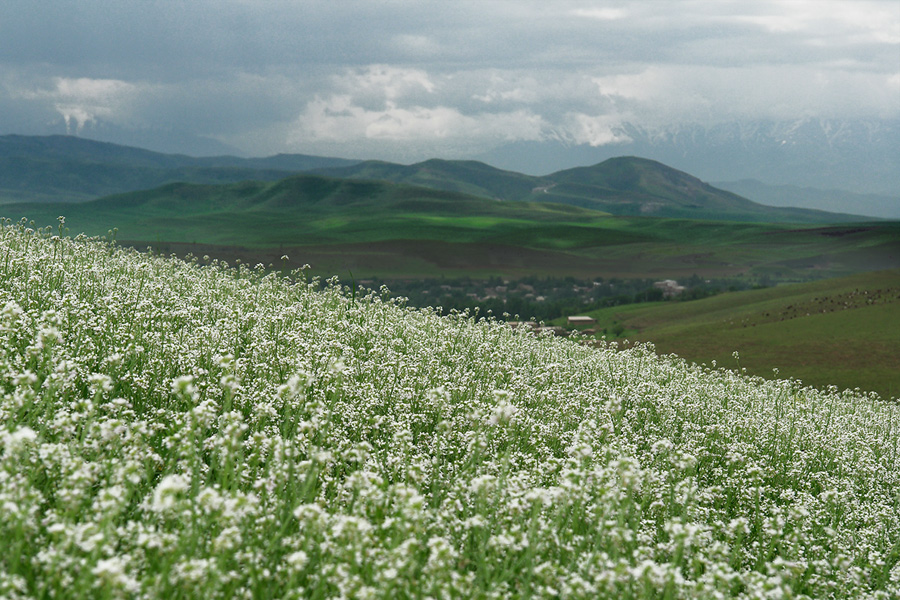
537, 326, 569, 337
653, 279, 686, 298
567, 315, 597, 326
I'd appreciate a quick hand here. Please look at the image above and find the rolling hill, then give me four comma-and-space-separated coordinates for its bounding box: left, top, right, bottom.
713, 179, 900, 220
2, 174, 620, 249
315, 156, 866, 223
4, 173, 898, 280
312, 158, 540, 201
566, 269, 900, 400
0, 134, 360, 203
2, 134, 870, 223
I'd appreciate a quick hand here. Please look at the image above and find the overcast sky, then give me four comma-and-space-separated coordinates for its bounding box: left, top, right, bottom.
1, 0, 898, 161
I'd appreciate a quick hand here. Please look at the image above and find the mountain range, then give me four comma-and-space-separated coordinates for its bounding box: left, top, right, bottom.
3, 134, 896, 281
476, 118, 900, 197
0, 134, 357, 203
0, 134, 868, 224
712, 180, 900, 221
311, 157, 862, 223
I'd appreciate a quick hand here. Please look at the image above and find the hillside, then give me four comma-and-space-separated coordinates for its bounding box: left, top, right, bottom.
317, 156, 865, 223
569, 270, 900, 399
714, 179, 900, 220
5, 174, 620, 249
6, 174, 898, 280
1, 221, 899, 598
476, 117, 900, 196
541, 157, 860, 222
313, 158, 540, 202
2, 135, 869, 223
0, 134, 360, 203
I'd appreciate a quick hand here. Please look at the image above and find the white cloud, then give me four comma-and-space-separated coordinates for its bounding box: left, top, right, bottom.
290, 94, 544, 145
288, 64, 547, 150
1, 1, 898, 162
52, 77, 135, 100
10, 77, 144, 133
590, 63, 900, 123
571, 7, 628, 21
334, 65, 436, 102
561, 113, 633, 146
52, 77, 139, 133
470, 72, 541, 105
715, 0, 900, 43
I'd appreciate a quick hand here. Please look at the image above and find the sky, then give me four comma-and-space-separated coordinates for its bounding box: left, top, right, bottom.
1, 0, 898, 163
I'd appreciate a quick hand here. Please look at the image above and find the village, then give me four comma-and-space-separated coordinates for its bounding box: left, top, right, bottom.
359, 274, 763, 332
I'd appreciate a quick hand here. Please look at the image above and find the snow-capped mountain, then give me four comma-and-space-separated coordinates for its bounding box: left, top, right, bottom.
479, 118, 900, 197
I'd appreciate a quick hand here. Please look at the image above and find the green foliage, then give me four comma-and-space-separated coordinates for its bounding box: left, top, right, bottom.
0, 134, 358, 204
316, 156, 868, 223
5, 173, 897, 282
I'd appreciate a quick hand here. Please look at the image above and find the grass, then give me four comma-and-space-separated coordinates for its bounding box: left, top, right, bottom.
317, 156, 868, 223
568, 270, 900, 400
1, 220, 899, 598
3, 175, 898, 280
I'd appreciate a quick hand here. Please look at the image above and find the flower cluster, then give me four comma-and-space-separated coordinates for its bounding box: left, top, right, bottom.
0, 220, 898, 599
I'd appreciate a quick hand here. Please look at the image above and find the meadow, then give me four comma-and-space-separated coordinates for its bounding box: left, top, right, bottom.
6, 174, 899, 280
1, 219, 899, 598
567, 270, 900, 400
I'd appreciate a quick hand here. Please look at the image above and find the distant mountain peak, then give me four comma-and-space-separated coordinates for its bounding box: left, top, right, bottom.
314, 153, 867, 223
0, 133, 870, 223
477, 117, 900, 195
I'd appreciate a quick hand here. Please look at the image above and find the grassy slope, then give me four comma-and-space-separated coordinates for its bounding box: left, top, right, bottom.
317, 156, 866, 223
571, 270, 900, 399
314, 158, 540, 201
4, 175, 620, 246
4, 174, 897, 279
0, 134, 359, 204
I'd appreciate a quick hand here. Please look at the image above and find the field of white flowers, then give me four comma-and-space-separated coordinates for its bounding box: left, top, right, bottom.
1, 219, 899, 599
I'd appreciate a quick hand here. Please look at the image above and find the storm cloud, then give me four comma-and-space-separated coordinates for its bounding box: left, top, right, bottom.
1, 0, 897, 160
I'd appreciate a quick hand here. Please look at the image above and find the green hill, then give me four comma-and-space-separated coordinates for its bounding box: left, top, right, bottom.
317, 156, 866, 223
1, 135, 870, 223
314, 158, 539, 201
571, 269, 900, 399
5, 173, 898, 279
5, 174, 620, 248
0, 134, 359, 203
541, 157, 859, 222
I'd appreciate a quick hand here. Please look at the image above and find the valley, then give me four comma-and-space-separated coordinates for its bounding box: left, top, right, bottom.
2, 135, 897, 400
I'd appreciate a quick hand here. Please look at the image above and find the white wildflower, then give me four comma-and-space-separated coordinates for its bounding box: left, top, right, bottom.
3, 427, 37, 453
489, 389, 518, 425
151, 474, 190, 512
171, 375, 199, 403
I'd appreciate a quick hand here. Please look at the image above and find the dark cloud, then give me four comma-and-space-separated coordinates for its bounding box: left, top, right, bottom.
0, 0, 896, 159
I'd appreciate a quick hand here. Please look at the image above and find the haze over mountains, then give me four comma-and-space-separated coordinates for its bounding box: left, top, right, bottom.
0, 134, 883, 223
3, 132, 897, 287
0, 134, 357, 204
477, 118, 900, 194
310, 156, 863, 223
476, 118, 900, 219
711, 180, 900, 222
